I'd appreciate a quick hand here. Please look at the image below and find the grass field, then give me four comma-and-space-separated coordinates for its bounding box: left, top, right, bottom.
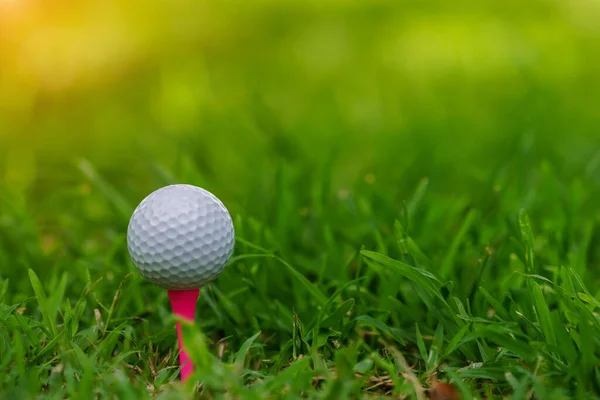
2, 1, 600, 399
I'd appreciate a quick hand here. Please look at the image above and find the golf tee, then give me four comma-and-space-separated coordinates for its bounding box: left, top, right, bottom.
167, 288, 200, 381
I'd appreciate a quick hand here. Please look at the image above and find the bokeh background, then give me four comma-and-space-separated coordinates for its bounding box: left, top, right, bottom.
2, 0, 600, 296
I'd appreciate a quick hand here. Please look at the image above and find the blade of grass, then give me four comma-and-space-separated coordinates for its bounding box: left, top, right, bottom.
235, 330, 262, 368
440, 209, 477, 279
28, 269, 57, 338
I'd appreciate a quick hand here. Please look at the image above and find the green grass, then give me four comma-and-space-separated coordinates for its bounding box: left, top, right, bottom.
3, 146, 600, 399
3, 1, 600, 399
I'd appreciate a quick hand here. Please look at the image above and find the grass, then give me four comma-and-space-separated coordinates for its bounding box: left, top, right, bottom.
3, 145, 600, 399
3, 1, 600, 399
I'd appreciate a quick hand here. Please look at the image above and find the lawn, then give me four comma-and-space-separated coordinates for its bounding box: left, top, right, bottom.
2, 1, 600, 399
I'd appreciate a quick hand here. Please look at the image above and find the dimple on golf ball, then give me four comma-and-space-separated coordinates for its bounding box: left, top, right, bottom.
127, 184, 235, 290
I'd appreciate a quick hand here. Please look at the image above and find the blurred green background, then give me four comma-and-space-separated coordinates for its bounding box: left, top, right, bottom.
1, 0, 600, 290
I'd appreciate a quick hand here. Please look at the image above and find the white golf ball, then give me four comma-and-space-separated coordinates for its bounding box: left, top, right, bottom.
127, 184, 235, 290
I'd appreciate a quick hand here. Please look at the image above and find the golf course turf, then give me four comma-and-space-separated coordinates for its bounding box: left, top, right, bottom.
2, 1, 600, 398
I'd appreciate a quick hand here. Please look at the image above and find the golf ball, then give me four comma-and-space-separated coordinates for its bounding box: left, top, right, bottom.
127, 184, 235, 290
